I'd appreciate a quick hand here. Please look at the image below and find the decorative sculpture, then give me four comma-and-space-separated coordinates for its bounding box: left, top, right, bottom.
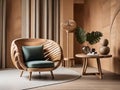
62, 20, 76, 67
99, 39, 110, 55
63, 20, 77, 32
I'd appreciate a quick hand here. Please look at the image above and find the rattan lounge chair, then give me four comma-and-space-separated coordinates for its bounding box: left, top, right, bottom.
11, 38, 63, 80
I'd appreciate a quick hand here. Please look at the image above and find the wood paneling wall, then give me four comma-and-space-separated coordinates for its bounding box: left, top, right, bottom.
0, 0, 6, 68
83, 0, 120, 74
74, 4, 84, 64
60, 0, 74, 66
6, 0, 22, 67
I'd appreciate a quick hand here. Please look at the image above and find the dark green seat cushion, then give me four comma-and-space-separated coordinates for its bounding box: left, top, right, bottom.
22, 45, 44, 62
26, 60, 54, 68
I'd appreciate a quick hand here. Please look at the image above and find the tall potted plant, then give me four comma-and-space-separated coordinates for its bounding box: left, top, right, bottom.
75, 27, 103, 54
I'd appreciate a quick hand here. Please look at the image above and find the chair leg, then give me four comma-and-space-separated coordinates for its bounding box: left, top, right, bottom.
39, 72, 41, 75
50, 71, 54, 79
29, 72, 32, 81
20, 71, 24, 77
39, 72, 41, 78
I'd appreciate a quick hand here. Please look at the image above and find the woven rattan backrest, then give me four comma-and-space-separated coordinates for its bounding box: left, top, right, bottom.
43, 40, 62, 61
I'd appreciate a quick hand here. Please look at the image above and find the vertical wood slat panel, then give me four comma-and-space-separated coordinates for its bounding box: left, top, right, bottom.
22, 0, 30, 38
48, 0, 53, 40
47, 0, 60, 43
36, 0, 40, 38
40, 0, 48, 39
2, 0, 6, 68
54, 0, 60, 43
0, 0, 6, 68
0, 0, 3, 68
22, 0, 60, 41
30, 0, 36, 38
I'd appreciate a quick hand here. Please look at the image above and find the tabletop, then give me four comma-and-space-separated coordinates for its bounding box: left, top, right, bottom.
75, 54, 112, 58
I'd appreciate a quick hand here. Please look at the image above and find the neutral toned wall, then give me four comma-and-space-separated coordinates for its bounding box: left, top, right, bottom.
6, 0, 22, 67
74, 0, 84, 4
60, 0, 74, 59
74, 3, 84, 64
84, 0, 120, 74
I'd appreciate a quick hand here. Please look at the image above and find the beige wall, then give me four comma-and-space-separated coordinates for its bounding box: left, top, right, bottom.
74, 0, 84, 4
83, 0, 120, 74
74, 3, 84, 64
60, 0, 74, 58
6, 0, 22, 67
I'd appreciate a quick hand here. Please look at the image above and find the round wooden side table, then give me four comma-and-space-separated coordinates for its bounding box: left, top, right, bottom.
75, 54, 112, 79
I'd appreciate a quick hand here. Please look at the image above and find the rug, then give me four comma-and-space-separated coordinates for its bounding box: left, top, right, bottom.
0, 67, 80, 90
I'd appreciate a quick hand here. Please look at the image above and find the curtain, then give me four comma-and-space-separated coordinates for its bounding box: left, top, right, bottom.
22, 0, 60, 43
0, 0, 6, 68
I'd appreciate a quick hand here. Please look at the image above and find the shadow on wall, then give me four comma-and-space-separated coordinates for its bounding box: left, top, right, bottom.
112, 48, 120, 74
110, 5, 120, 74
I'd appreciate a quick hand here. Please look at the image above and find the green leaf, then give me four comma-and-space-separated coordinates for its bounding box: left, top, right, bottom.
86, 31, 103, 45
75, 27, 86, 44
75, 27, 103, 45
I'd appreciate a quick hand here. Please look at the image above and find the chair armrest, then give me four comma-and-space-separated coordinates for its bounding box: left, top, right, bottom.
11, 43, 27, 71
53, 59, 63, 70
15, 52, 27, 71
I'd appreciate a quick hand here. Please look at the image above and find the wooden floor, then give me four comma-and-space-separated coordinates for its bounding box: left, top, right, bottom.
30, 65, 120, 90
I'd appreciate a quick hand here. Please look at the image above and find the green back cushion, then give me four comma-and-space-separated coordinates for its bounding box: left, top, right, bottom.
22, 45, 44, 62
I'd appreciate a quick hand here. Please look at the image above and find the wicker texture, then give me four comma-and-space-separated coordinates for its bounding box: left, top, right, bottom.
11, 38, 63, 80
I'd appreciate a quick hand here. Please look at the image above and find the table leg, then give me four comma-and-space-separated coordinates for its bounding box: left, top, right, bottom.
82, 58, 88, 75
96, 58, 103, 79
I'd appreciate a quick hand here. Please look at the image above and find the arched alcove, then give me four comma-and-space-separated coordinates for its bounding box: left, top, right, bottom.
110, 8, 120, 73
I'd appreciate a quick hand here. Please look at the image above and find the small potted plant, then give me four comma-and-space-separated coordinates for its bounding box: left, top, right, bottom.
75, 27, 103, 54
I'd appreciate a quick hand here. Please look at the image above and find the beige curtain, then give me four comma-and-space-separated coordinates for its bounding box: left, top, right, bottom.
22, 0, 60, 43
0, 0, 6, 68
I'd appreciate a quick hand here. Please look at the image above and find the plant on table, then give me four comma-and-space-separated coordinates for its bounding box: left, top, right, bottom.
75, 27, 103, 54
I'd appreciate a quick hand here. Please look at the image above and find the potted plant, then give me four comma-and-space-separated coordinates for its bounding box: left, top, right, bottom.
75, 27, 103, 54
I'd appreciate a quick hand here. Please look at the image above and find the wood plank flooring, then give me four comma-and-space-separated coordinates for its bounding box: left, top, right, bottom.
29, 65, 120, 90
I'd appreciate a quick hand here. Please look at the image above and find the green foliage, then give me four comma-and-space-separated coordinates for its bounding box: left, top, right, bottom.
75, 27, 103, 45
75, 27, 86, 44
86, 31, 103, 45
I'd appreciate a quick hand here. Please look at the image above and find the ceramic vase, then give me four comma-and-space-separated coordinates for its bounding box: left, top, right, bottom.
82, 46, 90, 54
99, 46, 110, 55
99, 39, 110, 55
